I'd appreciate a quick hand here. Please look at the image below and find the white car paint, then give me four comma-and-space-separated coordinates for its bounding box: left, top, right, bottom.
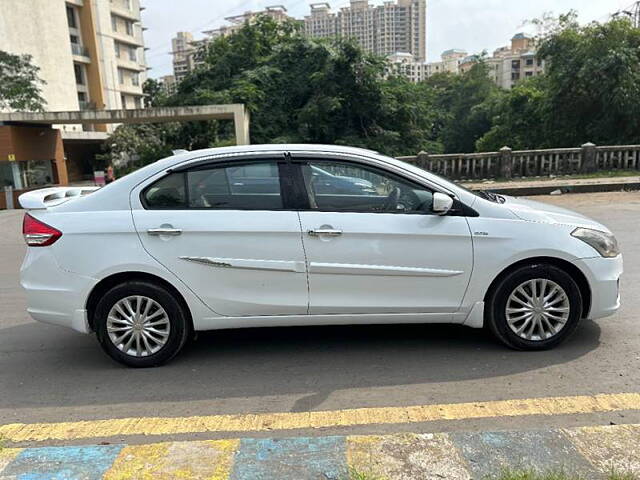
132, 209, 309, 316
19, 144, 622, 339
297, 210, 473, 315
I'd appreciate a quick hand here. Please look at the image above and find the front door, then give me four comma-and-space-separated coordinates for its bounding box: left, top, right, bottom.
294, 158, 473, 315
132, 158, 308, 317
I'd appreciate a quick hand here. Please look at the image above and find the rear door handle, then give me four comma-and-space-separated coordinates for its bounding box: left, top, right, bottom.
147, 228, 182, 236
308, 229, 343, 237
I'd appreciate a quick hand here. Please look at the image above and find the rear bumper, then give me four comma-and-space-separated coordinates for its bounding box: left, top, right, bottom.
574, 255, 623, 320
20, 248, 96, 334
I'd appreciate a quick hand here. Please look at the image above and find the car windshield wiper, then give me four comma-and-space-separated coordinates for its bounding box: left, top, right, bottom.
476, 190, 506, 204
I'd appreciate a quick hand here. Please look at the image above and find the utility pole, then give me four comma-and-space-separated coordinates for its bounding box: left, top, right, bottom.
613, 1, 640, 28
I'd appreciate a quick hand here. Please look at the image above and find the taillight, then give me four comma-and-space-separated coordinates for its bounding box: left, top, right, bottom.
22, 214, 62, 247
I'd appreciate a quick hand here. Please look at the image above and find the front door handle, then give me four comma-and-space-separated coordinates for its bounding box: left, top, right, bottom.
147, 227, 182, 236
308, 228, 343, 237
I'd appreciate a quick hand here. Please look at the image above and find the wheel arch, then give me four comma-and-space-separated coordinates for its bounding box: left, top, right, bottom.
483, 256, 592, 319
86, 271, 194, 332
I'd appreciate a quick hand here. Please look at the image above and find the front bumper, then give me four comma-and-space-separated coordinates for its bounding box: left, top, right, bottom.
574, 254, 623, 320
20, 248, 96, 334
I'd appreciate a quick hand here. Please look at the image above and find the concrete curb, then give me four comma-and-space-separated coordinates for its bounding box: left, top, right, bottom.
1, 424, 639, 479
461, 178, 640, 196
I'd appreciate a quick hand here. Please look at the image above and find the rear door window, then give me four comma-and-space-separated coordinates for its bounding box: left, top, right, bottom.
143, 161, 283, 210
143, 172, 186, 208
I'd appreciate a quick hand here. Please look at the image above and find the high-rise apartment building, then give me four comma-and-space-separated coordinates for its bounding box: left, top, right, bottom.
486, 33, 545, 89
305, 3, 336, 39
0, 0, 148, 117
0, 0, 148, 191
387, 49, 466, 82
171, 31, 197, 83
387, 33, 544, 88
170, 1, 427, 84
305, 0, 427, 61
205, 5, 292, 39
170, 6, 292, 82
158, 74, 177, 95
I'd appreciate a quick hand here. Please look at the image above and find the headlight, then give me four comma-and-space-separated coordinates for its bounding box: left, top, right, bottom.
571, 228, 619, 258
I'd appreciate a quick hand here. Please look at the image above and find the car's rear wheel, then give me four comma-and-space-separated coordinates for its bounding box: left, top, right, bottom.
95, 281, 190, 367
486, 263, 583, 350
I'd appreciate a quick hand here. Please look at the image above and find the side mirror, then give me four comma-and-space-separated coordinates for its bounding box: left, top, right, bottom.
432, 192, 454, 215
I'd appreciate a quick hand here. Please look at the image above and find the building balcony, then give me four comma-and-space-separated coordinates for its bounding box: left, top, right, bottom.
118, 83, 143, 95
116, 56, 146, 71
111, 30, 144, 47
71, 44, 91, 63
110, 4, 141, 22
78, 101, 97, 111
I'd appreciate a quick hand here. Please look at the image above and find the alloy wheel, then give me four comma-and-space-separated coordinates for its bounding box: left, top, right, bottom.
106, 295, 171, 357
505, 278, 570, 341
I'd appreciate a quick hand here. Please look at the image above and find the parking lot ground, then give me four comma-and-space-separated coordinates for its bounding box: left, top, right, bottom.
1, 191, 639, 447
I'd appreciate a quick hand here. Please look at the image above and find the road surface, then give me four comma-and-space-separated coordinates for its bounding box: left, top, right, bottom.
1, 191, 639, 445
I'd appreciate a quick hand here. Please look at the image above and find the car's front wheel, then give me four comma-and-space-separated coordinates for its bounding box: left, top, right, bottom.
486, 263, 583, 350
95, 281, 190, 367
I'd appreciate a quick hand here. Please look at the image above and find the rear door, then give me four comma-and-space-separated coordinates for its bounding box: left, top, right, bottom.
131, 156, 309, 317
293, 156, 474, 316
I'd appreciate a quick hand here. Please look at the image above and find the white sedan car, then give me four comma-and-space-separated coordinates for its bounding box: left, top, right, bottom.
19, 145, 622, 367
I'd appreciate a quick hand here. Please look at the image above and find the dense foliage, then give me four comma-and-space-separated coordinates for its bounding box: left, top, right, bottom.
0, 51, 46, 111
104, 13, 640, 168
478, 14, 640, 151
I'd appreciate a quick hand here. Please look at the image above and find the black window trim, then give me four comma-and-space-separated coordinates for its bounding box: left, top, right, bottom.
140, 155, 295, 211
139, 151, 478, 216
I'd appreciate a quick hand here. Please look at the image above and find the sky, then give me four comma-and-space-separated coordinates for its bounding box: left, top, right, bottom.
141, 0, 634, 78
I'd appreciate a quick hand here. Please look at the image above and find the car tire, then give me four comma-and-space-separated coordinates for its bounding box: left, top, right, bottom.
95, 281, 190, 367
486, 263, 583, 350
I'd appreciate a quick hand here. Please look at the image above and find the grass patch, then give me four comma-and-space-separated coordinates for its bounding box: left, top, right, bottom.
345, 467, 387, 480
491, 469, 580, 480
608, 471, 639, 480
490, 468, 638, 480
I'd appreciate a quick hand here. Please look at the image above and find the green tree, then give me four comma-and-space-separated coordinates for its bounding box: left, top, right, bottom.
426, 61, 499, 153
168, 15, 441, 157
0, 51, 46, 111
537, 15, 640, 146
101, 123, 177, 174
143, 78, 167, 107
476, 76, 549, 151
479, 14, 640, 150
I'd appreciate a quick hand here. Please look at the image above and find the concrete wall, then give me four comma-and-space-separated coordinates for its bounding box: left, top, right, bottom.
0, 125, 68, 186
0, 0, 146, 120
0, 0, 79, 112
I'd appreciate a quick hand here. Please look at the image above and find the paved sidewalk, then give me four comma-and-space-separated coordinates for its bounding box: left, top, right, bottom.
463, 175, 640, 196
1, 424, 639, 479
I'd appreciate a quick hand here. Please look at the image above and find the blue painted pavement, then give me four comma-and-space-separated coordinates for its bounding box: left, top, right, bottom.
229, 436, 346, 480
1, 445, 124, 480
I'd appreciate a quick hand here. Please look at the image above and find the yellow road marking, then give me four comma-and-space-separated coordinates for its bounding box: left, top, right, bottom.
104, 439, 238, 480
0, 448, 22, 471
1, 392, 640, 443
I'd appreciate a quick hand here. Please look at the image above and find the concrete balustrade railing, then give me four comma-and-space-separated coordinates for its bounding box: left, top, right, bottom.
398, 143, 640, 180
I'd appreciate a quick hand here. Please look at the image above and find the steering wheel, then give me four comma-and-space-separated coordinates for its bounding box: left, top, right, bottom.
383, 187, 401, 212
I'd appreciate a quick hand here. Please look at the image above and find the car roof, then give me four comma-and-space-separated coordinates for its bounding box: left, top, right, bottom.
161, 144, 380, 166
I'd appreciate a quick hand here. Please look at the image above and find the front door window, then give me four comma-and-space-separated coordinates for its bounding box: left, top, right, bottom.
301, 160, 434, 214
